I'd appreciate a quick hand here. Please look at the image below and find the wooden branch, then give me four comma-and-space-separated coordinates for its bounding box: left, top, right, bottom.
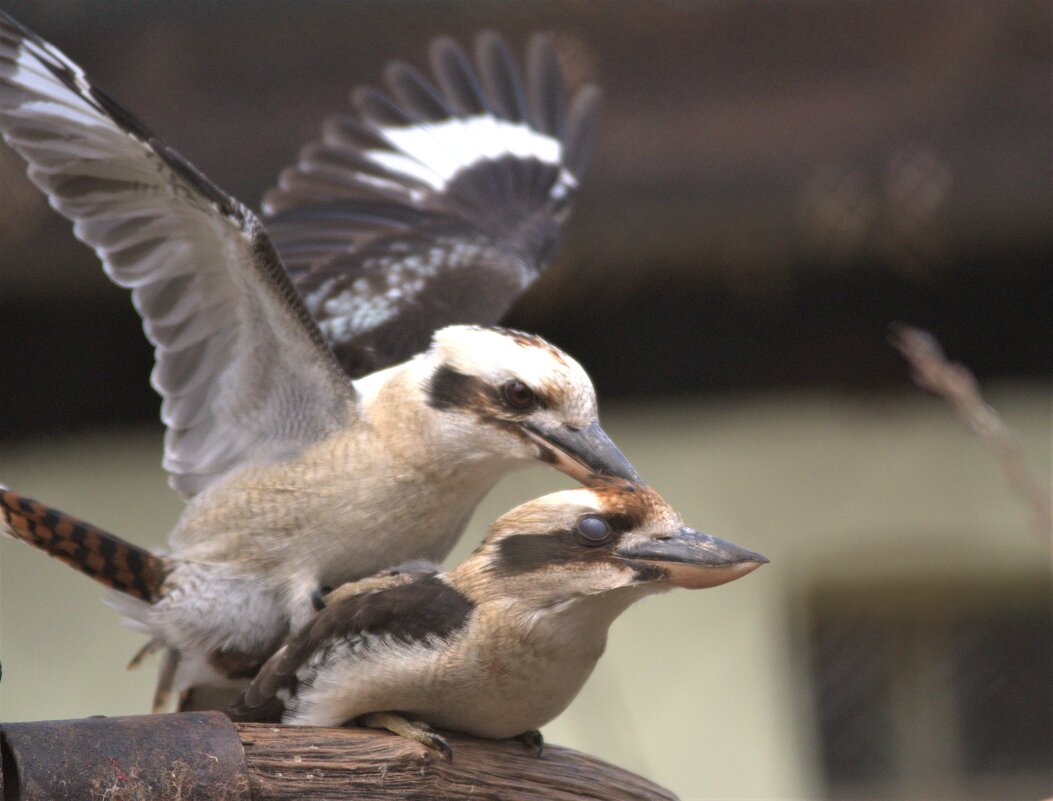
238, 723, 676, 800
1, 712, 678, 801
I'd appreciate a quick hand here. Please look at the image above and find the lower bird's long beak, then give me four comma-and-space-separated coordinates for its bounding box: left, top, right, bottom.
523, 420, 641, 483
616, 527, 768, 588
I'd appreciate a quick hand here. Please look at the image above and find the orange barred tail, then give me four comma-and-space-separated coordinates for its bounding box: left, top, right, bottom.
0, 487, 165, 602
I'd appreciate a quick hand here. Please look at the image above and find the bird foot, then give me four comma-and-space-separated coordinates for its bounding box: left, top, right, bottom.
514, 729, 544, 757
359, 711, 453, 761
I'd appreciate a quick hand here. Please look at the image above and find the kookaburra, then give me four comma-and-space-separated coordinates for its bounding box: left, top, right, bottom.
228, 481, 768, 758
0, 13, 631, 707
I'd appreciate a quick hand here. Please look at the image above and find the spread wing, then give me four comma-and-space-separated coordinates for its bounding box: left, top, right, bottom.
0, 11, 354, 498
263, 31, 601, 377
231, 574, 470, 722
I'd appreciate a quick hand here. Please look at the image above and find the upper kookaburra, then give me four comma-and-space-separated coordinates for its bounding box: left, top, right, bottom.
0, 11, 632, 707
229, 481, 768, 759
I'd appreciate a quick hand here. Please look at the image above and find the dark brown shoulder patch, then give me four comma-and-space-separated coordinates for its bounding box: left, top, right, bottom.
232, 575, 474, 718
317, 574, 474, 645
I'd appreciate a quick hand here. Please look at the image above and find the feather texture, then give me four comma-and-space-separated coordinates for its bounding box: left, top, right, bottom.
263, 32, 601, 378
231, 574, 473, 721
0, 10, 354, 498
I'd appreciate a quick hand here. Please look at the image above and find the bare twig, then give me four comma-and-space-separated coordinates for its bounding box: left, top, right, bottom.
888, 322, 1052, 546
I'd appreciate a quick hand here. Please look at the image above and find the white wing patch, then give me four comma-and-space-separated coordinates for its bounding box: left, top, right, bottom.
260, 31, 602, 377
369, 115, 576, 194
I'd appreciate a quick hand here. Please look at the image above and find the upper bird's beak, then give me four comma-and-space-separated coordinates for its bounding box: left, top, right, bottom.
616, 527, 768, 588
523, 420, 641, 483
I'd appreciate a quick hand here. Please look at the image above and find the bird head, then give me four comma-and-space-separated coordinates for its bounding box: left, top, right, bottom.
455, 480, 767, 607
418, 326, 639, 483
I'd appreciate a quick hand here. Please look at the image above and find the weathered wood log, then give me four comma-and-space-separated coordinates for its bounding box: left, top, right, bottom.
238, 722, 675, 800
0, 712, 677, 801
1, 713, 251, 801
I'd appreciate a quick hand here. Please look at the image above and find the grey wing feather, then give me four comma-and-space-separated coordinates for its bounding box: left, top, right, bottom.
263, 31, 601, 377
0, 11, 353, 498
475, 31, 529, 122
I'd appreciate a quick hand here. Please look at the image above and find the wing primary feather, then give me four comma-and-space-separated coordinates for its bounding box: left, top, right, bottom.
0, 9, 353, 499
562, 84, 602, 180
322, 115, 391, 152
526, 33, 564, 139
261, 30, 601, 376
475, 30, 528, 123
5, 11, 244, 222
384, 61, 452, 122
428, 35, 490, 116
352, 85, 415, 128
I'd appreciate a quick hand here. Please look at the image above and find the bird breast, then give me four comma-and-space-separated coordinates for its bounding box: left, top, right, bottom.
284, 599, 611, 738
424, 606, 610, 738
171, 423, 504, 584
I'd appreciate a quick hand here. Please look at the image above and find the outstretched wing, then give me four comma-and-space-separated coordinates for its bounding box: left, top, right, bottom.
231, 574, 471, 723
0, 11, 354, 498
264, 31, 601, 377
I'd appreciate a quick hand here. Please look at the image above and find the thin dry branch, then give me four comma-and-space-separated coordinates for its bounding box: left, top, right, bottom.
889, 322, 1052, 546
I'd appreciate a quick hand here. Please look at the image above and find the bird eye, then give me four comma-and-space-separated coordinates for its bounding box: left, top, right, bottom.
576, 515, 611, 544
502, 380, 535, 410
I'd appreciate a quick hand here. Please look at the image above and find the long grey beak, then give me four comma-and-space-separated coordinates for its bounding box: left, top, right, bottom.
617, 527, 768, 589
523, 420, 641, 483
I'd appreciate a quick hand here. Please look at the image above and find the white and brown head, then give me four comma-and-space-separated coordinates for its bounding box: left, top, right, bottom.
416, 325, 639, 482
453, 481, 767, 608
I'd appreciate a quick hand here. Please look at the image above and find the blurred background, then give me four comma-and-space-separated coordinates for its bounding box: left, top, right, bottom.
0, 2, 1049, 799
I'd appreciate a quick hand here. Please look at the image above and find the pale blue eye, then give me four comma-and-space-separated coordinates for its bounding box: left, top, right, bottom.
577, 515, 611, 543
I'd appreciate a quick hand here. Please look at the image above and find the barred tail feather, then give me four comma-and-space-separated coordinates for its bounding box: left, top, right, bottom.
0, 486, 165, 602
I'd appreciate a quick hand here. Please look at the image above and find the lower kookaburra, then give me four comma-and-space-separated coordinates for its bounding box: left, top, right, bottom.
0, 12, 633, 709
229, 481, 768, 758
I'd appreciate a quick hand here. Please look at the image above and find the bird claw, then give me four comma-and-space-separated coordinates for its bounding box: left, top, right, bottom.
426, 732, 454, 762
359, 711, 454, 761
515, 729, 544, 757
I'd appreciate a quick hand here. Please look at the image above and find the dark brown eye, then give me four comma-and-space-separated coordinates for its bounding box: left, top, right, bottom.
502, 380, 535, 410
576, 515, 611, 544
